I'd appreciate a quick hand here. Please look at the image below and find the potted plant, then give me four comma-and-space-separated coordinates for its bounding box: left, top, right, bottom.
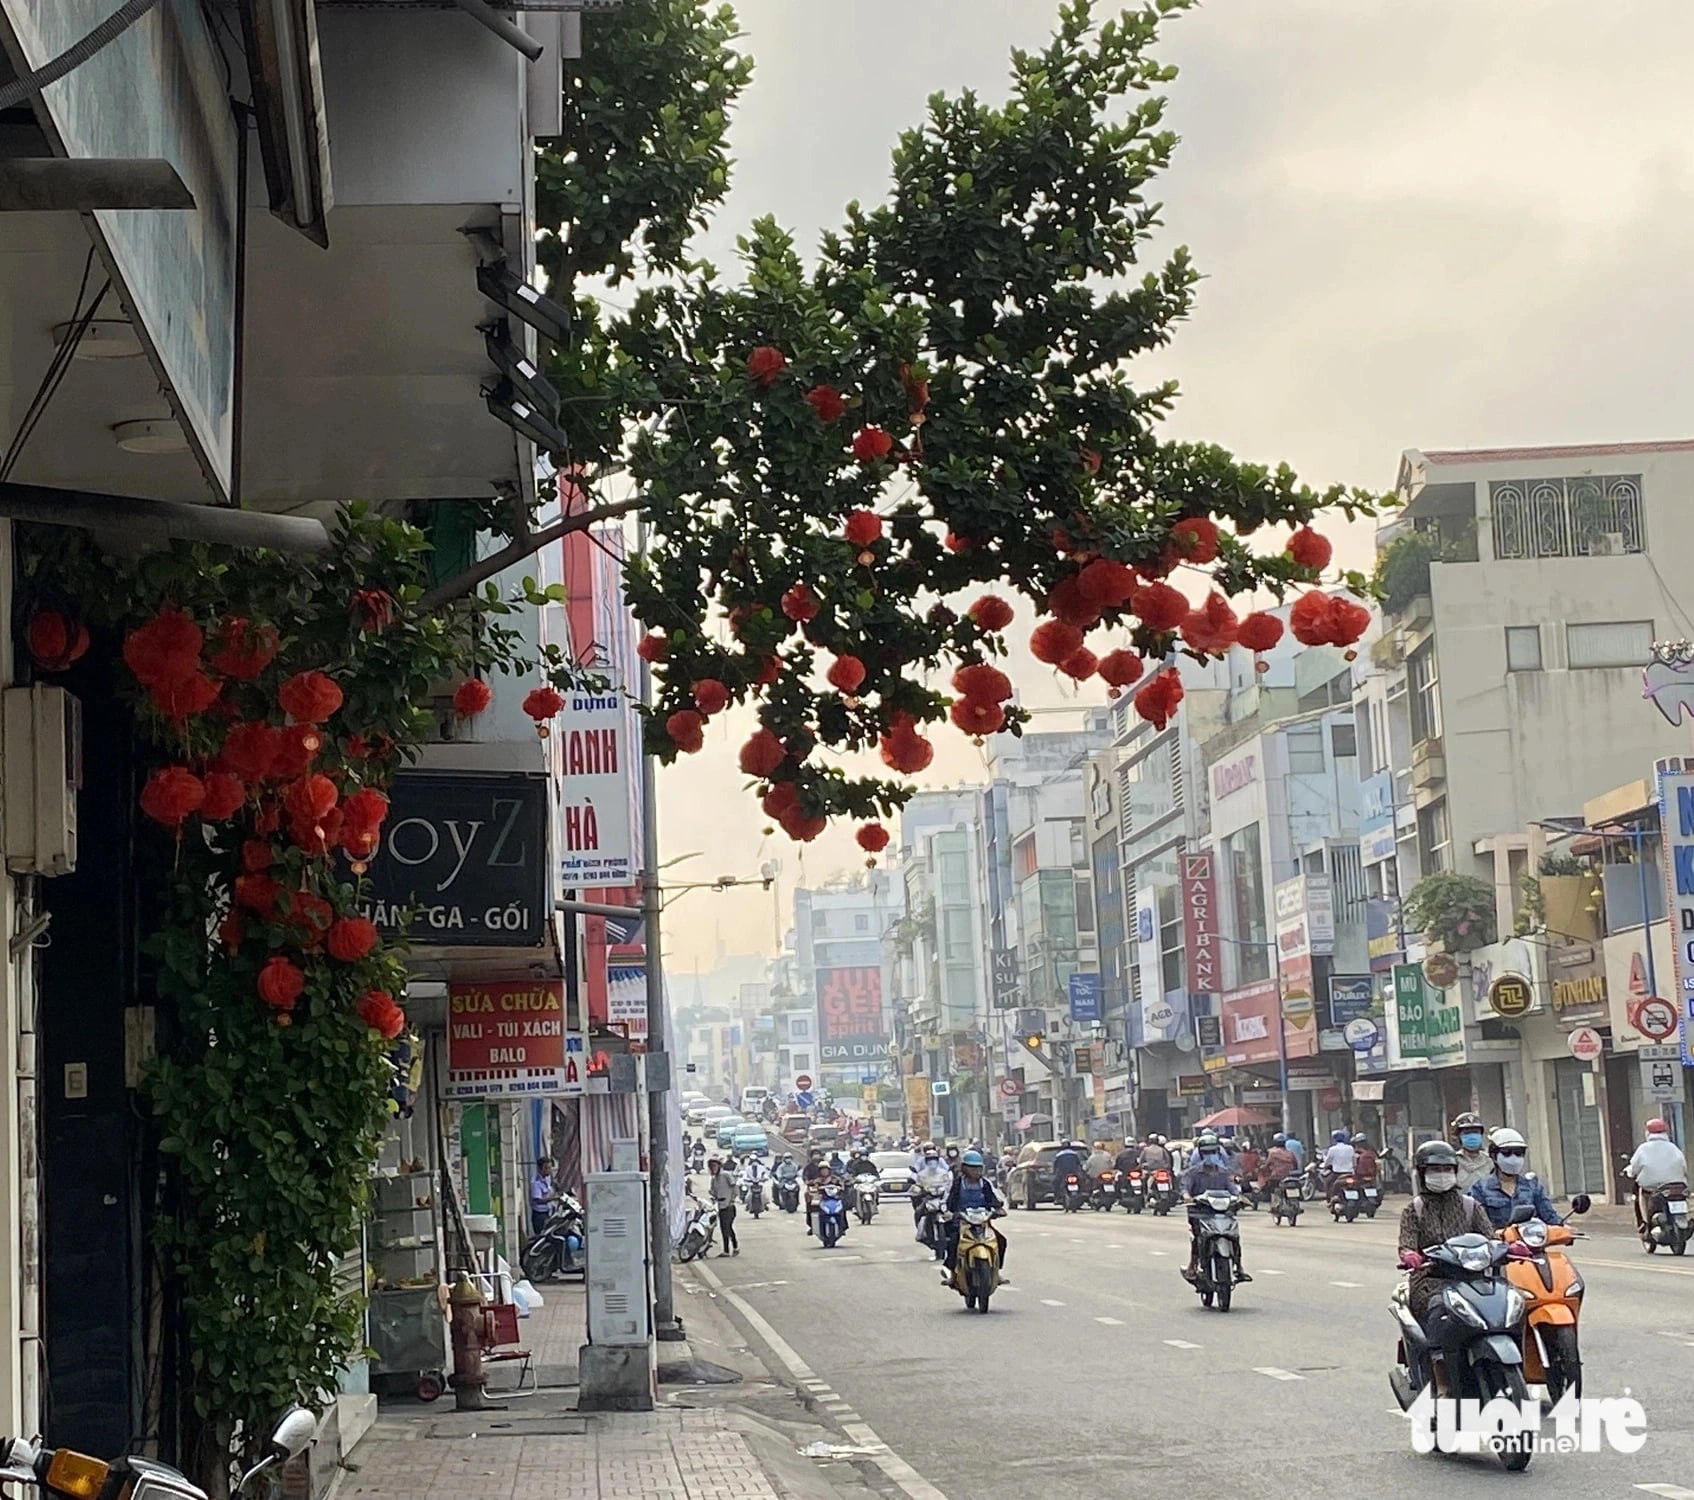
1401, 871, 1497, 953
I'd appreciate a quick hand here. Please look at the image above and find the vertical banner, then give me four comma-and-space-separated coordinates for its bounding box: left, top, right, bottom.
555, 684, 635, 885
1068, 972, 1101, 1023
1393, 963, 1430, 1061
817, 966, 888, 1067
990, 948, 1021, 1009
1655, 763, 1694, 1067
447, 979, 584, 1098
1181, 851, 1219, 997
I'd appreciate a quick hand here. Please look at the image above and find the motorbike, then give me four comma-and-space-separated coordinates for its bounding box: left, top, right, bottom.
1270, 1175, 1303, 1227
1187, 1189, 1245, 1312
813, 1179, 849, 1248
743, 1176, 767, 1218
1060, 1173, 1085, 1212
677, 1193, 720, 1262
1149, 1168, 1176, 1217
1329, 1172, 1364, 1222
854, 1177, 880, 1224
1380, 1145, 1412, 1195
1389, 1206, 1537, 1471
773, 1174, 801, 1214
1357, 1174, 1382, 1219
1500, 1209, 1587, 1403
1118, 1168, 1146, 1214
946, 1207, 1005, 1313
1641, 1180, 1691, 1255
0, 1407, 317, 1500
916, 1189, 949, 1258
1089, 1170, 1117, 1211
1301, 1162, 1326, 1201
520, 1193, 586, 1281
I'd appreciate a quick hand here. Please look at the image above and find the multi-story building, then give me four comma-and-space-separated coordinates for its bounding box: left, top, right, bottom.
793, 875, 902, 1103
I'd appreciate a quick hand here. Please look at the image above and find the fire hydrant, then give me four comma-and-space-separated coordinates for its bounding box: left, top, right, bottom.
448, 1274, 505, 1411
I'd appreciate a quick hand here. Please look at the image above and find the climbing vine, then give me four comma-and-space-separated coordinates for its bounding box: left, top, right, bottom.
19, 510, 576, 1485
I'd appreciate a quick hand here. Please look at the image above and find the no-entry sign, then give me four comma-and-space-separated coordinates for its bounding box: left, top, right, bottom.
1635, 996, 1678, 1041
794, 1074, 813, 1092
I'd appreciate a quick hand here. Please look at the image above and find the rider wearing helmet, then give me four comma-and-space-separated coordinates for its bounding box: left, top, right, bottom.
1260, 1133, 1298, 1193
1050, 1140, 1086, 1203
1138, 1133, 1173, 1171
1450, 1111, 1491, 1191
1397, 1141, 1495, 1382
1625, 1118, 1688, 1235
912, 1143, 950, 1230
1181, 1133, 1249, 1282
1322, 1127, 1356, 1176
943, 1148, 1008, 1279
1351, 1132, 1379, 1184
1468, 1127, 1576, 1228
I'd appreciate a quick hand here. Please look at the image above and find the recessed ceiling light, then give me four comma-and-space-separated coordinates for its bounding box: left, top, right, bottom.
55, 319, 144, 359
112, 419, 188, 455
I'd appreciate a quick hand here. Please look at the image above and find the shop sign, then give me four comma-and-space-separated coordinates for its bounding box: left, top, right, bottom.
555, 686, 635, 885
1360, 771, 1396, 864
446, 980, 582, 1098
1181, 852, 1220, 995
1655, 762, 1694, 1067
1210, 751, 1258, 802
364, 772, 549, 947
1329, 975, 1375, 1026
1487, 973, 1534, 1021
1176, 1074, 1209, 1097
818, 966, 888, 1062
990, 947, 1021, 1008
1423, 952, 1459, 990
607, 963, 648, 1042
1366, 898, 1402, 972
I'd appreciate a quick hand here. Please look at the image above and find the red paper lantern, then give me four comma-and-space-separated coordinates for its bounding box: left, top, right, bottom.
780, 583, 821, 623
453, 679, 493, 717
278, 670, 343, 725
209, 617, 279, 681
357, 989, 406, 1040
327, 916, 378, 962
843, 510, 882, 547
779, 805, 828, 843
666, 709, 705, 753
1170, 516, 1221, 565
123, 608, 203, 689
522, 685, 565, 722
1289, 590, 1338, 646
26, 610, 90, 672
234, 873, 282, 916
351, 589, 397, 632
258, 956, 306, 1011
751, 654, 782, 688
968, 595, 1014, 632
1097, 650, 1145, 689
1059, 646, 1098, 682
949, 697, 1006, 736
1029, 619, 1083, 666
826, 655, 867, 694
856, 823, 891, 853
851, 426, 894, 463
762, 782, 798, 820
878, 723, 934, 774
951, 663, 1012, 702
271, 724, 323, 782
1237, 611, 1284, 652
1133, 667, 1185, 730
219, 911, 244, 954
636, 632, 668, 663
200, 771, 245, 822
1130, 580, 1188, 632
744, 345, 787, 386
1287, 526, 1333, 571
339, 787, 389, 857
739, 728, 787, 778
1077, 558, 1137, 610
139, 766, 205, 827
692, 679, 730, 717
148, 671, 221, 723
1180, 592, 1240, 654
284, 774, 338, 826
805, 385, 846, 422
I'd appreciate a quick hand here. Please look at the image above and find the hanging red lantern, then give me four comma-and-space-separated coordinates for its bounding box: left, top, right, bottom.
522, 685, 566, 732
826, 655, 867, 694
1170, 516, 1221, 564
1097, 650, 1145, 689
199, 771, 245, 821
843, 510, 883, 547
326, 916, 378, 962
148, 671, 221, 723
278, 670, 343, 725
967, 595, 1014, 632
123, 608, 203, 689
739, 728, 787, 778
271, 724, 323, 781
453, 679, 493, 717
1133, 668, 1185, 729
1287, 525, 1333, 571
139, 766, 205, 827
744, 346, 787, 386
257, 956, 305, 1011
805, 384, 846, 422
208, 617, 279, 681
1237, 611, 1284, 652
25, 610, 89, 672
1029, 619, 1083, 666
219, 721, 282, 784
949, 697, 1006, 736
951, 662, 1013, 702
666, 709, 705, 753
692, 679, 730, 717
1059, 646, 1098, 682
856, 823, 890, 854
1130, 580, 1189, 632
357, 989, 406, 1040
780, 583, 821, 623
851, 426, 894, 463
636, 632, 669, 663
1180, 592, 1240, 654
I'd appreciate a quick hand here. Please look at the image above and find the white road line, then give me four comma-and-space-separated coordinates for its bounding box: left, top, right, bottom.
1095, 1316, 1125, 1326
1636, 1486, 1694, 1500
1040, 1298, 1066, 1306
1164, 1339, 1201, 1349
1253, 1367, 1305, 1381
1107, 1243, 1125, 1249
1259, 1269, 1286, 1276
1330, 1280, 1363, 1288
1147, 1249, 1169, 1256
690, 1262, 948, 1500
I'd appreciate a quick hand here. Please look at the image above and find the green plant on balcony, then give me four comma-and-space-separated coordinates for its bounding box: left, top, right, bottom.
1402, 871, 1497, 953
1374, 522, 1478, 618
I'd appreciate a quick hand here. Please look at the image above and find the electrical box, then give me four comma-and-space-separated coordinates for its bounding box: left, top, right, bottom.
3, 685, 81, 877
584, 1169, 649, 1347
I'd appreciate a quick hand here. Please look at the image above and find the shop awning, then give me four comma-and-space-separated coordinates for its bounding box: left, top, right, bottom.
1014, 1112, 1053, 1131
1195, 1106, 1275, 1129
1353, 1081, 1387, 1101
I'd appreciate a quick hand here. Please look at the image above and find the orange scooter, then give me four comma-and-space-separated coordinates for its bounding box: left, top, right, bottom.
1499, 1206, 1588, 1402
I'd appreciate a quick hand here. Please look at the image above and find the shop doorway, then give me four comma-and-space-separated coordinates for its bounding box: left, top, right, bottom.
1552, 1058, 1606, 1198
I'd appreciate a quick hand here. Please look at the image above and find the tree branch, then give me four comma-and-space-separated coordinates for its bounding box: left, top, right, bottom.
418, 494, 647, 611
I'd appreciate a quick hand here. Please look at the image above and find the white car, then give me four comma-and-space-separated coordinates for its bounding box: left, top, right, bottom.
872, 1150, 915, 1200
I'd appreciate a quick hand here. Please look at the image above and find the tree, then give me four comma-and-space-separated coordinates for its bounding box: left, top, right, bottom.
516, 0, 1381, 843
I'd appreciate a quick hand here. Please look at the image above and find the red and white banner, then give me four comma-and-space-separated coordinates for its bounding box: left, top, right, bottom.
1182, 851, 1220, 996
447, 979, 584, 1098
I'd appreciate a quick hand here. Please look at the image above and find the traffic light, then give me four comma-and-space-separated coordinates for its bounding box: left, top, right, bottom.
1023, 1032, 1044, 1051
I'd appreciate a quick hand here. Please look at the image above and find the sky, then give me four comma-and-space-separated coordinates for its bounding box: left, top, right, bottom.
653, 0, 1694, 972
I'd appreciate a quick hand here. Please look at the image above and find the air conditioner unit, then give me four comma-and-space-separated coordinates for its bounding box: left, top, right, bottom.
3, 685, 81, 876
584, 1169, 649, 1346
1587, 532, 1626, 557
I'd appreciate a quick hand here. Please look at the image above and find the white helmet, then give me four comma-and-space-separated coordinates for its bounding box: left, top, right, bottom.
1489, 1127, 1527, 1154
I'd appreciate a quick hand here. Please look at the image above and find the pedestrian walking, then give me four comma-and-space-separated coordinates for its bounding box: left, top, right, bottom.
709, 1157, 740, 1256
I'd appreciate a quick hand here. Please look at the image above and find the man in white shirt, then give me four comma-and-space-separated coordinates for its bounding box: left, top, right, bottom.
1320, 1129, 1356, 1191
1625, 1118, 1688, 1232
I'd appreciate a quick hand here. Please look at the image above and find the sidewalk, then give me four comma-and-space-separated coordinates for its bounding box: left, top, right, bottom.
336, 1272, 885, 1500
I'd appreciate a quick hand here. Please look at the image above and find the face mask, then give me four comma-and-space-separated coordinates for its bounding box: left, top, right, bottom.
1423, 1170, 1458, 1193
1496, 1153, 1525, 1174
1201, 1152, 1221, 1165
1459, 1132, 1484, 1150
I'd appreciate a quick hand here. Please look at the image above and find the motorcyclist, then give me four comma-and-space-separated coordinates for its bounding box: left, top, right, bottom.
1351, 1133, 1378, 1183
1625, 1118, 1689, 1234
1261, 1133, 1298, 1204
1113, 1140, 1142, 1176
1283, 1131, 1306, 1171
908, 1139, 934, 1175
772, 1152, 800, 1192
943, 1144, 963, 1178
912, 1146, 952, 1252
942, 1149, 1009, 1281
801, 1148, 830, 1234
1050, 1140, 1086, 1204
740, 1152, 771, 1205
1450, 1111, 1491, 1191
1085, 1141, 1115, 1181
845, 1147, 880, 1210
1180, 1133, 1249, 1282
1138, 1133, 1173, 1172
1468, 1127, 1583, 1227
1397, 1141, 1496, 1384
1321, 1128, 1356, 1186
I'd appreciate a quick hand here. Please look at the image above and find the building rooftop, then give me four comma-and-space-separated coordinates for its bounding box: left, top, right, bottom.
1413, 439, 1694, 468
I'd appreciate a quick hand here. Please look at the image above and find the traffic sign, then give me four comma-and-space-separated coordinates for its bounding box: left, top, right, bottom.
1635, 997, 1678, 1041
997, 1076, 1019, 1099
1642, 1055, 1681, 1103
931, 1079, 951, 1097
1487, 973, 1533, 1020
794, 1074, 813, 1092
1282, 991, 1315, 1026
1568, 1026, 1604, 1062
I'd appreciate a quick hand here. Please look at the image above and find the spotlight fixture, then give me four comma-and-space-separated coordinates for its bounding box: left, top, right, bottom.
112, 419, 188, 455
54, 319, 143, 359
486, 382, 569, 455
483, 325, 560, 420
476, 262, 569, 346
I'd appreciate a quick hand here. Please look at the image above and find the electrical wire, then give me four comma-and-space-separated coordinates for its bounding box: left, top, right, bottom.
0, 0, 163, 112
0, 249, 108, 485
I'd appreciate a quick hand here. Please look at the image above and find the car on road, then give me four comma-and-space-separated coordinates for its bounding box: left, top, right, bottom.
1005, 1141, 1070, 1210
809, 1122, 844, 1152
715, 1119, 742, 1150
732, 1124, 770, 1155
781, 1113, 811, 1145
871, 1150, 914, 1200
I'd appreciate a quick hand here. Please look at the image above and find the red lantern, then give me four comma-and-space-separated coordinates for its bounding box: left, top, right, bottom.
1289, 591, 1339, 646
1287, 525, 1332, 571
968, 595, 1014, 632
805, 384, 846, 422
1059, 646, 1098, 682
241, 839, 273, 873
219, 721, 280, 783
851, 426, 894, 463
1046, 575, 1100, 630
290, 890, 335, 948
944, 531, 973, 554
278, 670, 343, 725
123, 608, 203, 689
951, 662, 1012, 702
744, 345, 787, 386
949, 697, 1006, 736
1130, 581, 1189, 632
826, 655, 867, 694
1180, 592, 1240, 654
1170, 517, 1221, 565
26, 610, 89, 672
878, 721, 934, 774
1029, 619, 1083, 666
856, 823, 891, 853
351, 589, 398, 632
148, 671, 221, 723
257, 956, 305, 1011
761, 782, 798, 820
453, 679, 493, 717
692, 679, 730, 717
522, 686, 566, 724
209, 618, 279, 681
1077, 558, 1137, 610
843, 510, 882, 547
1097, 650, 1145, 689
780, 583, 821, 623
139, 766, 205, 827
200, 771, 245, 821
1237, 612, 1284, 652
1133, 668, 1185, 729
326, 916, 378, 962
234, 873, 282, 916
666, 709, 705, 753
218, 911, 244, 954
357, 989, 406, 1040
739, 728, 787, 778
779, 805, 827, 843
636, 632, 669, 663
339, 787, 389, 858
751, 654, 782, 688
284, 774, 338, 826
271, 724, 323, 781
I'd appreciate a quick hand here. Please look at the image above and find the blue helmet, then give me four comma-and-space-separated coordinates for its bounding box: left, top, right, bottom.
961, 1149, 985, 1168
1331, 1129, 1348, 1144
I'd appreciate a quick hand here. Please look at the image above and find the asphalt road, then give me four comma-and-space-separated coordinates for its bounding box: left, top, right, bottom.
697, 1186, 1694, 1500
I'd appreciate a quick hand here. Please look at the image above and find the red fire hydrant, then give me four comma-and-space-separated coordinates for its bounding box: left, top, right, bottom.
448, 1275, 505, 1411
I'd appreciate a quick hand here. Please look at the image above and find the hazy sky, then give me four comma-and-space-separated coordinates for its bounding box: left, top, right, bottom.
653, 0, 1694, 971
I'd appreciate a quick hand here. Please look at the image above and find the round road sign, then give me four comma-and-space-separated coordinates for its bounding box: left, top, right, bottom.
1634, 996, 1678, 1042
998, 1076, 1019, 1099
1487, 973, 1534, 1021
1423, 953, 1460, 990
793, 1074, 813, 1092
1568, 1026, 1604, 1062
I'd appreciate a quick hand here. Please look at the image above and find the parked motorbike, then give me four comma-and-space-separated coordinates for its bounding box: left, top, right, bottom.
1642, 1180, 1691, 1255
677, 1193, 720, 1262
1148, 1168, 1176, 1217
520, 1193, 587, 1281
1270, 1175, 1303, 1227
0, 1407, 317, 1500
773, 1174, 801, 1214
814, 1179, 849, 1248
1379, 1145, 1412, 1195
855, 1178, 880, 1225
1329, 1172, 1364, 1223
916, 1189, 948, 1258
1187, 1189, 1245, 1312
1501, 1208, 1587, 1403
1389, 1209, 1536, 1472
1301, 1162, 1326, 1201
1118, 1167, 1146, 1214
1089, 1170, 1117, 1211
1060, 1173, 1085, 1212
946, 1207, 1005, 1313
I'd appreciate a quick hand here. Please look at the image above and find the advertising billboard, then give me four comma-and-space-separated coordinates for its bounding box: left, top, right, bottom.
817, 966, 888, 1066
446, 979, 584, 1098
555, 683, 635, 886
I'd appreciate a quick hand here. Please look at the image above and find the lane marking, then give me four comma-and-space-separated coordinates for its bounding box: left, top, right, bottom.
1636, 1487, 1694, 1499
1259, 1269, 1286, 1276
1253, 1367, 1305, 1381
1147, 1249, 1169, 1256
1164, 1339, 1201, 1349
690, 1261, 949, 1500
1095, 1316, 1125, 1326
1040, 1298, 1066, 1307
1330, 1280, 1363, 1288
1107, 1243, 1125, 1249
